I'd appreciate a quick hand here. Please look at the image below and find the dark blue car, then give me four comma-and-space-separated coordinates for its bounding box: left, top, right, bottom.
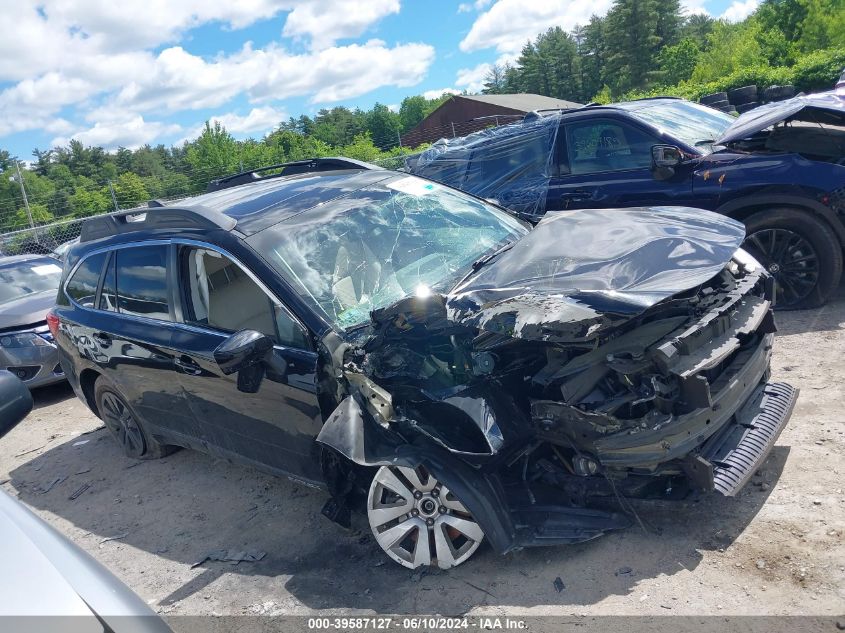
411, 93, 845, 309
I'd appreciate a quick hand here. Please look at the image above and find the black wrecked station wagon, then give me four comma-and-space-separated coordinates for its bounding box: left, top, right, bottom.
51, 158, 798, 570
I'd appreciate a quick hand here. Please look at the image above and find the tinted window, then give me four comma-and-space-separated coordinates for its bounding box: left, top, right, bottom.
99, 252, 117, 312
65, 253, 107, 308
566, 119, 658, 174
181, 247, 308, 348
115, 246, 171, 321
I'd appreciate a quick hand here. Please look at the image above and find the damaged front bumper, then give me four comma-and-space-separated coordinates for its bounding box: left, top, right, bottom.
316, 252, 798, 557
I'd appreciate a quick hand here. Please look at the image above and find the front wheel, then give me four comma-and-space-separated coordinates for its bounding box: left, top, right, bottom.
742, 208, 843, 310
367, 465, 484, 569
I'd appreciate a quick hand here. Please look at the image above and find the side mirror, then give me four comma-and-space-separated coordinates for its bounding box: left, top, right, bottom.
213, 330, 274, 376
0, 370, 34, 440
651, 144, 683, 180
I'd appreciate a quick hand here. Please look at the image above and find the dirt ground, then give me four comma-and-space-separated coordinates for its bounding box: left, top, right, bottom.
1, 288, 843, 619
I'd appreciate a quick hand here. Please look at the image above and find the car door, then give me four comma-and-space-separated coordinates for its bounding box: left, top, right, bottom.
168, 243, 324, 483
63, 244, 201, 445
547, 117, 698, 212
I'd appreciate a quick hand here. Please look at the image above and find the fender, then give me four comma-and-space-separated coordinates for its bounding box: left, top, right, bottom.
316, 394, 518, 554
717, 194, 845, 249
316, 395, 630, 554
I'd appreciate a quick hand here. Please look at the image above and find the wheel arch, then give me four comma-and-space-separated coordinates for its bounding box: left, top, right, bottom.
717, 195, 845, 251
78, 368, 102, 418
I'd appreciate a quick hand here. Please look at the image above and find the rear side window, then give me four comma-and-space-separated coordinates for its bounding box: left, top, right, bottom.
66, 252, 107, 308
115, 246, 172, 321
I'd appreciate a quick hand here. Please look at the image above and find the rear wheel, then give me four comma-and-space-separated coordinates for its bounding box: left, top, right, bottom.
367, 465, 484, 569
94, 378, 175, 459
742, 208, 843, 310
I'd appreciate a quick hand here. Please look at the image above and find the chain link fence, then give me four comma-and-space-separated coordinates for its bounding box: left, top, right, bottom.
0, 154, 426, 258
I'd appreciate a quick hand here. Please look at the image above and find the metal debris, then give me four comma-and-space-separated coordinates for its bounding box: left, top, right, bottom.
191, 549, 266, 568
553, 576, 565, 593
99, 532, 129, 547
41, 476, 66, 493
68, 483, 91, 500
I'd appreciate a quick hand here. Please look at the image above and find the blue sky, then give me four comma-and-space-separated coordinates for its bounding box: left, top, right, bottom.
0, 0, 751, 159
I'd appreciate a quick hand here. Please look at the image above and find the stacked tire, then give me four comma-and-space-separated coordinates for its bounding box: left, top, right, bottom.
699, 91, 732, 113
762, 85, 795, 103
728, 85, 759, 113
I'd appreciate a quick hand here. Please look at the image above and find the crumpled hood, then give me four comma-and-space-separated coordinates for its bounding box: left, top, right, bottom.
444, 206, 746, 342
0, 290, 55, 331
716, 90, 845, 145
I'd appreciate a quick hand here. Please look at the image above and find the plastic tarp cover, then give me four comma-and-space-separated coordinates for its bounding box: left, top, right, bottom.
411, 115, 560, 218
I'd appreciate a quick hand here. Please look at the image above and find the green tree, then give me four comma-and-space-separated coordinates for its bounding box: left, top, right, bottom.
658, 37, 701, 84
69, 183, 112, 218
186, 121, 240, 184
111, 172, 150, 208
680, 13, 715, 47
365, 103, 401, 149
575, 16, 607, 102
482, 63, 509, 93
603, 0, 663, 94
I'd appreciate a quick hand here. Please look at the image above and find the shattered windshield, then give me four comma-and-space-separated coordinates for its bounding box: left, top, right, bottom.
0, 258, 63, 305
623, 100, 734, 153
249, 175, 528, 330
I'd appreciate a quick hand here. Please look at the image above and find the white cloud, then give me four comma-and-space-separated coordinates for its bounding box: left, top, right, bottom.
101, 39, 434, 115
51, 115, 183, 150
456, 63, 491, 93
721, 0, 760, 22
422, 88, 461, 100
282, 0, 400, 50
681, 0, 711, 16
458, 3, 473, 12
179, 106, 287, 143
460, 0, 615, 54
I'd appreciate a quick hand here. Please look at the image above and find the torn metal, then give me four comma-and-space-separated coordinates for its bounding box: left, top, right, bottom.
315, 206, 797, 556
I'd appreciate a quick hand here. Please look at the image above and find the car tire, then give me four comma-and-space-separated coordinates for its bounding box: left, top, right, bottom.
700, 92, 728, 105
704, 99, 731, 112
94, 378, 176, 459
367, 465, 484, 569
736, 101, 759, 114
763, 85, 795, 103
742, 208, 844, 310
728, 85, 758, 104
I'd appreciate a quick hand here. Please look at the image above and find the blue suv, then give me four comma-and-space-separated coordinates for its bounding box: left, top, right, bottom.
411, 93, 845, 309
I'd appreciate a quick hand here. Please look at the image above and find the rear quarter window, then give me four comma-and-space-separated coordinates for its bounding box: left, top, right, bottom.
65, 252, 108, 308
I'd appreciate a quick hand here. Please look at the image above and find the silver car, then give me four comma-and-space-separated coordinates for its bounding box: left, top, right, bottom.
0, 255, 65, 389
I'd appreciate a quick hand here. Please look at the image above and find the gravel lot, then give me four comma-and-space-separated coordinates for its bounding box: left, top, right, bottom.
1, 287, 843, 618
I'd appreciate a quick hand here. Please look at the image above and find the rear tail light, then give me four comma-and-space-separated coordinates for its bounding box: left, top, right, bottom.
46, 310, 60, 339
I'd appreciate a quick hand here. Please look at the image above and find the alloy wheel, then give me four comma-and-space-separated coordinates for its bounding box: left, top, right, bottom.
100, 391, 146, 457
367, 465, 484, 569
743, 228, 820, 308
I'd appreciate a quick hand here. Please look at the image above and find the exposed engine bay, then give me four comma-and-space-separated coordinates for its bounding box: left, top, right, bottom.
317, 241, 798, 557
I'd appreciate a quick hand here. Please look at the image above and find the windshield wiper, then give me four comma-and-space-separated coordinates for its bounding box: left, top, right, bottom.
472, 240, 516, 270
453, 240, 517, 289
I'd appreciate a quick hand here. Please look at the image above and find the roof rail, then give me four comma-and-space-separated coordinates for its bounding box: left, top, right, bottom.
79, 205, 237, 243
522, 107, 582, 122
206, 157, 383, 193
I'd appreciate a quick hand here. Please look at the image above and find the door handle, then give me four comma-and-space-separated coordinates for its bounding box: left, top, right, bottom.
175, 357, 203, 376
560, 189, 592, 200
